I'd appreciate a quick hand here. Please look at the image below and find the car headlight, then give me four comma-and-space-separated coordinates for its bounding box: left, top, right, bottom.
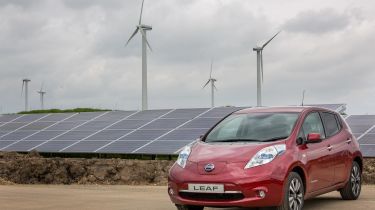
244, 144, 286, 169
176, 145, 191, 168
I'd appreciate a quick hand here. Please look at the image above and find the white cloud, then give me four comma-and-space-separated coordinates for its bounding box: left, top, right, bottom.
0, 0, 374, 114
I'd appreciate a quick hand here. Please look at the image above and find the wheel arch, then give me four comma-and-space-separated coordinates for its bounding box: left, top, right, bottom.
290, 165, 307, 192
353, 156, 363, 172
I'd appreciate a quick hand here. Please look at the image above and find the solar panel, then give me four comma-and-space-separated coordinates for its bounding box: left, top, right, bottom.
3, 141, 44, 151
33, 141, 76, 152
120, 129, 169, 140
0, 105, 372, 157
0, 131, 9, 136
0, 141, 14, 149
97, 141, 149, 153
39, 113, 75, 122
0, 115, 20, 122
108, 119, 150, 130
86, 130, 133, 140
13, 114, 47, 122
128, 109, 172, 120
358, 134, 375, 144
200, 107, 243, 118
20, 122, 54, 131
53, 131, 96, 141
46, 121, 86, 130
162, 108, 209, 119
62, 141, 111, 152
348, 125, 373, 133
360, 145, 375, 157
0, 123, 28, 131
181, 118, 221, 129
142, 119, 189, 129
66, 112, 106, 121
159, 129, 208, 141
0, 131, 38, 140
135, 140, 192, 154
74, 121, 115, 131
24, 131, 65, 140
94, 111, 137, 121
346, 115, 375, 124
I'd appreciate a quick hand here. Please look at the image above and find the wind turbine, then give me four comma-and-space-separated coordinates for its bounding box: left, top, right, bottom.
21, 79, 31, 111
37, 83, 46, 110
125, 0, 152, 111
203, 60, 217, 108
253, 31, 281, 107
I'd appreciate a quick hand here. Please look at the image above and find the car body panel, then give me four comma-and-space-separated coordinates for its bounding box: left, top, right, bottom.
168, 106, 363, 208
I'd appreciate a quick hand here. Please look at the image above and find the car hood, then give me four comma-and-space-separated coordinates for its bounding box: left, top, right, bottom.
188, 141, 278, 163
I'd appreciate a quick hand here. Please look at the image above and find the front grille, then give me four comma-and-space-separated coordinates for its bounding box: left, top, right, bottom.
179, 192, 244, 201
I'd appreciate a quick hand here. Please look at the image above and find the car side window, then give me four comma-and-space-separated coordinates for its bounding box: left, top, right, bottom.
301, 112, 326, 139
320, 112, 340, 138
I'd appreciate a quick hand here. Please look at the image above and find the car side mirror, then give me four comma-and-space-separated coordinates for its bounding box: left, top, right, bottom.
306, 133, 322, 144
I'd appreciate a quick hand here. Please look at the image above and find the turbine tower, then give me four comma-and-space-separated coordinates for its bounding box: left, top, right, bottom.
203, 60, 217, 108
37, 83, 46, 110
21, 79, 31, 111
253, 31, 280, 107
125, 0, 152, 111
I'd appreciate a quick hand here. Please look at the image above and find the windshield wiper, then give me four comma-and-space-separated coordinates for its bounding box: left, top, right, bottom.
208, 139, 261, 143
262, 136, 289, 142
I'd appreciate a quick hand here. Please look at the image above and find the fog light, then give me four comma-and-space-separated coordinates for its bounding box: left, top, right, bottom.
258, 190, 266, 198
168, 188, 174, 195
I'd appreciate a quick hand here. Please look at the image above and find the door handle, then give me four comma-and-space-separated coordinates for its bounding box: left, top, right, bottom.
327, 145, 333, 151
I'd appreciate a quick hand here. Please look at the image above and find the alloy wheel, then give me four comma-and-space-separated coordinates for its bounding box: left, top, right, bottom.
351, 164, 361, 197
288, 178, 303, 210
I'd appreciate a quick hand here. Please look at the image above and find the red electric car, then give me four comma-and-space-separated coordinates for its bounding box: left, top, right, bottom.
168, 106, 363, 210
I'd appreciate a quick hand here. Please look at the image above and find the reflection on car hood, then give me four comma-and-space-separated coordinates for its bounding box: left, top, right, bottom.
189, 141, 277, 163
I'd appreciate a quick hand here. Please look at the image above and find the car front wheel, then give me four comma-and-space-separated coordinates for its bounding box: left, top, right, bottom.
175, 204, 204, 210
340, 161, 362, 200
277, 172, 304, 210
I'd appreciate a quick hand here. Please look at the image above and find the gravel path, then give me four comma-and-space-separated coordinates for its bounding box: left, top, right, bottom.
0, 185, 374, 210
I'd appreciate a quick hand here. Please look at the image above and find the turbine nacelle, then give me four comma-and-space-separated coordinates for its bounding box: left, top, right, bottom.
138, 24, 152, 30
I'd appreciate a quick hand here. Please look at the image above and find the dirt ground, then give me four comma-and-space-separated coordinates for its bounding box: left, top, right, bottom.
0, 185, 374, 210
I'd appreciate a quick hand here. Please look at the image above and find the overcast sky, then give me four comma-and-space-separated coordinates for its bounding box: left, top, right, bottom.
0, 0, 374, 114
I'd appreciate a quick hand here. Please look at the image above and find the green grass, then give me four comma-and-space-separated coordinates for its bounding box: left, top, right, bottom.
18, 108, 111, 114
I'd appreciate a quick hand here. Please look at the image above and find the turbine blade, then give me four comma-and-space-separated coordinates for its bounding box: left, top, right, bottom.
139, 0, 145, 25
213, 83, 218, 90
40, 82, 44, 92
203, 80, 210, 88
125, 28, 139, 46
139, 28, 153, 51
261, 31, 281, 49
260, 51, 264, 83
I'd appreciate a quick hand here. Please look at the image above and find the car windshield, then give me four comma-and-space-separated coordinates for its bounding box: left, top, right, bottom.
205, 112, 299, 143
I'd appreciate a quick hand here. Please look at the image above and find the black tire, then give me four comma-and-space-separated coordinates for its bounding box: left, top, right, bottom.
276, 172, 304, 210
175, 204, 204, 210
340, 161, 362, 200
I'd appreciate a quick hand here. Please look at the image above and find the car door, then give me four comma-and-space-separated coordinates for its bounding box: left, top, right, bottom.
320, 112, 351, 184
299, 112, 334, 192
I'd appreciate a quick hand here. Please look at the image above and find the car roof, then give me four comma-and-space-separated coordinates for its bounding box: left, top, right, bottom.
234, 106, 333, 114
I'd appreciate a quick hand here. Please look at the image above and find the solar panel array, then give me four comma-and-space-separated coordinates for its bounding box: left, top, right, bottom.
0, 104, 373, 157
345, 115, 375, 157
0, 107, 241, 155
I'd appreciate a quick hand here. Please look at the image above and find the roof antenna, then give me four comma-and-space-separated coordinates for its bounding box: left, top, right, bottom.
301, 90, 306, 106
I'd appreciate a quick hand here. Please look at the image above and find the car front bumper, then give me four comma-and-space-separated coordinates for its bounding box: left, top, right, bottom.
168, 162, 286, 208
